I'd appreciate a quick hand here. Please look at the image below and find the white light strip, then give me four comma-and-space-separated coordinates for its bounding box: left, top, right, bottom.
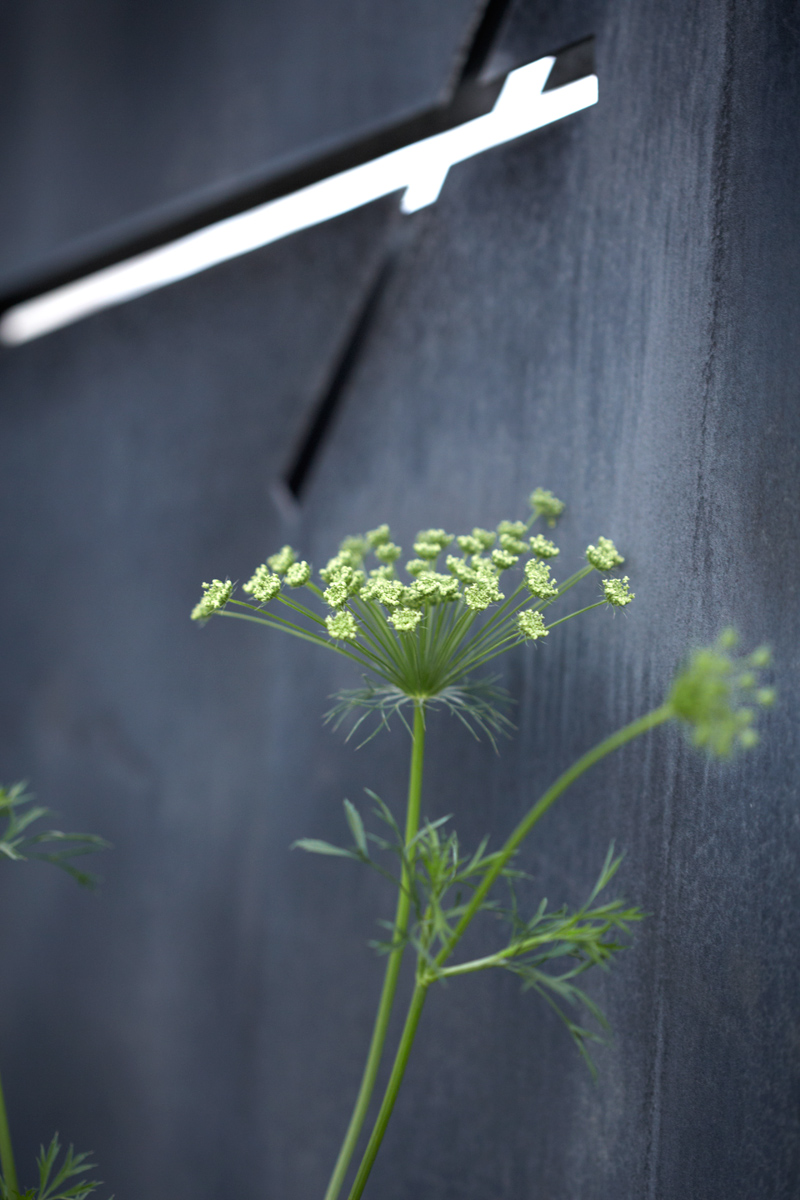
0, 59, 597, 346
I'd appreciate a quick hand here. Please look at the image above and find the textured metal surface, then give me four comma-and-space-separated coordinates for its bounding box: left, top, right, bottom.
0, 2, 799, 1199
0, 0, 479, 292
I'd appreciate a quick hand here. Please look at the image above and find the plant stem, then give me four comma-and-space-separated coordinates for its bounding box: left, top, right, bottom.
343, 703, 675, 1198
323, 703, 427, 1200
345, 983, 429, 1200
436, 703, 675, 968
0, 1063, 18, 1197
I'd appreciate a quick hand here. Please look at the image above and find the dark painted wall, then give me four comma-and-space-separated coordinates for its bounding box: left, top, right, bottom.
0, 0, 477, 291
0, 2, 798, 1199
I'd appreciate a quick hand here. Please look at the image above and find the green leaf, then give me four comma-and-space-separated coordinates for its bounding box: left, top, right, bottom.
291, 838, 359, 859
343, 800, 368, 857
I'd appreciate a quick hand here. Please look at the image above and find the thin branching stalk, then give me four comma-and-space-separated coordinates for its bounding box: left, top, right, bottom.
345, 983, 428, 1200
0, 1065, 18, 1197
434, 704, 675, 969
344, 703, 675, 1198
323, 704, 427, 1200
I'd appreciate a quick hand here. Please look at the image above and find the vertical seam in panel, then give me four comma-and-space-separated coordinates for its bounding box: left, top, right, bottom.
693, 0, 735, 598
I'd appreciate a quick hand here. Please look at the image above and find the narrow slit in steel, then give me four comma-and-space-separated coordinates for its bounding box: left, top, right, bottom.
0, 35, 597, 346
543, 38, 595, 92
458, 0, 517, 83
285, 251, 398, 500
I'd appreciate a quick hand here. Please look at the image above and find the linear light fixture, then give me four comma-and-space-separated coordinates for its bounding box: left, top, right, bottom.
0, 56, 597, 346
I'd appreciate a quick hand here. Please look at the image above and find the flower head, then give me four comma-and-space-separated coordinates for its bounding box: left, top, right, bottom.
529, 535, 559, 559
375, 541, 402, 564
361, 578, 405, 608
586, 537, 624, 571
602, 576, 634, 607
191, 578, 233, 621
530, 488, 565, 526
285, 560, 311, 588
446, 555, 477, 582
323, 564, 364, 608
457, 528, 496, 554
414, 529, 453, 554
326, 611, 359, 641
497, 520, 528, 537
407, 572, 460, 606
242, 566, 282, 604
464, 574, 504, 611
492, 549, 519, 570
366, 525, 391, 547
389, 607, 424, 632
518, 610, 548, 641
267, 545, 297, 575
321, 537, 369, 577
498, 532, 526, 554
668, 629, 774, 756
524, 560, 558, 599
193, 488, 637, 707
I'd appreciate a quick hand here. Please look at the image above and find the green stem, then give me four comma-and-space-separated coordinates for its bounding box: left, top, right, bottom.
342, 702, 675, 1199
345, 983, 429, 1200
436, 703, 674, 968
0, 1064, 18, 1197
323, 704, 427, 1200
545, 601, 605, 631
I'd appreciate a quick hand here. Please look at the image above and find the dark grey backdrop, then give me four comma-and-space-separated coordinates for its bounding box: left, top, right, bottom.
0, 2, 798, 1198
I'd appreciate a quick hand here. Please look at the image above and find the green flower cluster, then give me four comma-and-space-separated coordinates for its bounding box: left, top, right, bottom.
191, 578, 233, 621
668, 629, 775, 756
602, 576, 634, 607
191, 489, 635, 701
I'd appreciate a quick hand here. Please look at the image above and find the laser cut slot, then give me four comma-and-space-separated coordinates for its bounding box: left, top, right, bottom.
285, 252, 397, 500
0, 46, 597, 346
543, 38, 595, 92
458, 0, 517, 83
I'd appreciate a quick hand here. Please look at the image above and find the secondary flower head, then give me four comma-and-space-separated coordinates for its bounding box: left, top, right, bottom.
499, 532, 526, 553
366, 525, 391, 547
464, 574, 504, 611
586, 537, 624, 571
413, 529, 453, 560
529, 488, 565, 526
602, 576, 635, 607
326, 611, 359, 641
284, 560, 311, 588
320, 537, 368, 581
407, 572, 461, 606
267, 545, 297, 575
668, 629, 774, 756
191, 578, 233, 621
457, 528, 496, 554
524, 559, 558, 599
492, 549, 520, 570
518, 610, 548, 640
497, 520, 528, 538
389, 607, 424, 632
375, 541, 402, 564
243, 566, 282, 604
529, 535, 559, 559
361, 578, 405, 608
324, 564, 365, 608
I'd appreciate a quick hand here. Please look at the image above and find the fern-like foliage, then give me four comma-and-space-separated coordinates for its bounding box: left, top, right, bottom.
294, 793, 644, 1071
0, 1135, 107, 1200
0, 784, 110, 889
